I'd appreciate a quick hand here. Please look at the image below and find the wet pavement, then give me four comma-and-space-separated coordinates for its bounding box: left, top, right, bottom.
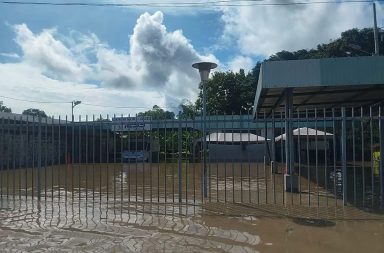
0, 163, 383, 252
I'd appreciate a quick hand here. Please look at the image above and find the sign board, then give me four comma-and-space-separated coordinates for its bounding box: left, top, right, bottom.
112, 116, 151, 131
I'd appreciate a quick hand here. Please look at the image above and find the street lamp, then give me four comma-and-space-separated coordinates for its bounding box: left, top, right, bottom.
192, 61, 217, 198
71, 100, 81, 121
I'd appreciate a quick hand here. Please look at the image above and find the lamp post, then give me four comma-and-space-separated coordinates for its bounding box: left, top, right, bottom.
71, 100, 81, 122
192, 61, 217, 198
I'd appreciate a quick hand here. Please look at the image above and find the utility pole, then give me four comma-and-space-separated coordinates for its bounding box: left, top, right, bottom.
373, 2, 380, 56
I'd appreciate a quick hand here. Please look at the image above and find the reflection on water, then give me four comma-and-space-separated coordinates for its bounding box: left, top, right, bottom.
1, 197, 384, 252
0, 163, 344, 207
0, 164, 384, 252
0, 198, 263, 252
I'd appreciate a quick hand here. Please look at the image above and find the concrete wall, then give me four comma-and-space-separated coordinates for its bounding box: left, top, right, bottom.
208, 143, 267, 162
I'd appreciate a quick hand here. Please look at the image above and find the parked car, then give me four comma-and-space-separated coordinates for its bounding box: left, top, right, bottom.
122, 151, 148, 162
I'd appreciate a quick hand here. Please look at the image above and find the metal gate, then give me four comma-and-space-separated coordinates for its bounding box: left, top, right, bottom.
0, 107, 383, 210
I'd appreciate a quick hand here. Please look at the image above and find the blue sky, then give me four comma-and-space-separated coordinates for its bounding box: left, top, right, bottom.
0, 0, 382, 117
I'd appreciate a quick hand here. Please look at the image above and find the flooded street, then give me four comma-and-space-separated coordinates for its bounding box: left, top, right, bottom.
1, 198, 384, 252
0, 163, 383, 252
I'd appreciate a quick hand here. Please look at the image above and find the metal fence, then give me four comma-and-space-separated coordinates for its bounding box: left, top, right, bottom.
0, 107, 383, 210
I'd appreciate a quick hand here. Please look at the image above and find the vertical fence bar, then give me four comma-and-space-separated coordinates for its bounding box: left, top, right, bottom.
240, 111, 243, 203
156, 117, 160, 203
264, 112, 268, 204
324, 108, 329, 206
92, 115, 95, 203
127, 114, 131, 204
224, 115, 227, 203
79, 115, 82, 206
72, 114, 75, 201
341, 107, 347, 206
44, 116, 48, 201
99, 115, 102, 204
297, 109, 301, 205
306, 109, 310, 206
37, 116, 42, 201
113, 115, 116, 206
272, 110, 276, 204
6, 116, 10, 201
18, 116, 22, 201
58, 116, 61, 202
352, 108, 356, 206
12, 116, 16, 201
332, 108, 337, 207
280, 111, 284, 205
315, 109, 319, 207
149, 115, 153, 203
184, 116, 188, 203
85, 115, 88, 204
120, 114, 123, 207
164, 118, 167, 203
178, 112, 182, 203
25, 116, 29, 201
106, 115, 109, 203
141, 116, 145, 203
192, 115, 196, 203
248, 111, 252, 204
379, 105, 384, 209
361, 107, 365, 208
0, 115, 3, 202
135, 115, 138, 203
51, 116, 54, 201
232, 112, 235, 203
171, 116, 175, 203
0, 115, 3, 201
32, 116, 35, 202
208, 114, 212, 202
65, 116, 68, 202
370, 107, 374, 208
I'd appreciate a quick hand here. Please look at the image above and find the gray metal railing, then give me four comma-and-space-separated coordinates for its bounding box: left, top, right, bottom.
0, 107, 383, 210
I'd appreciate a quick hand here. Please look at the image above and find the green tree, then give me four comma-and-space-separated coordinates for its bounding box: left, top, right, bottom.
195, 28, 380, 115
179, 99, 198, 119
22, 108, 47, 118
195, 68, 257, 115
0, 101, 11, 113
138, 105, 175, 120
268, 28, 378, 61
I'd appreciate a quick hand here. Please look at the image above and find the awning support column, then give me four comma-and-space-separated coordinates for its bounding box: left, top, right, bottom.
284, 89, 298, 192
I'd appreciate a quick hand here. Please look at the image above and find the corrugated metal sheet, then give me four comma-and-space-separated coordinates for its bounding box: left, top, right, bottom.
275, 127, 333, 142
260, 56, 384, 88
254, 56, 384, 115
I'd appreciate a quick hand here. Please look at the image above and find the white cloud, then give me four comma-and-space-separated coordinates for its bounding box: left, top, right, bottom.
221, 0, 375, 57
0, 63, 163, 117
0, 52, 20, 59
14, 24, 92, 82
0, 11, 218, 115
227, 55, 253, 73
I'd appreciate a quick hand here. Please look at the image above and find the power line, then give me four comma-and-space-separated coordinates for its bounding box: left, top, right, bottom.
82, 102, 161, 109
0, 95, 71, 104
1, 0, 382, 8
0, 95, 182, 110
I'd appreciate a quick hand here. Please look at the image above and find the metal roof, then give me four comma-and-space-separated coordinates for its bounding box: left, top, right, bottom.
275, 127, 333, 142
253, 56, 384, 117
197, 132, 269, 143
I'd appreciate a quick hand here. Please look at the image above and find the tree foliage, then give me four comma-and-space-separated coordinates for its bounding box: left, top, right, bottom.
195, 68, 259, 115
138, 105, 175, 120
22, 108, 47, 118
179, 99, 198, 119
194, 28, 380, 115
0, 101, 11, 113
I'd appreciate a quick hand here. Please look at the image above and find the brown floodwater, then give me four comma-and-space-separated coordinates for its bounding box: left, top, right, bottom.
0, 163, 383, 252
